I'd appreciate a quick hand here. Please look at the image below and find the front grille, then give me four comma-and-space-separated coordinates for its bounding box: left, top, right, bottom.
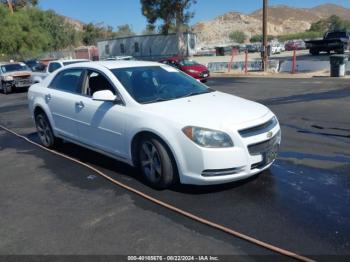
248, 131, 280, 155
239, 117, 278, 138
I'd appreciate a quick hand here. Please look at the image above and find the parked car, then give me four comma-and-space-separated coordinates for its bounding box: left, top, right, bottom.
105, 56, 136, 61
305, 31, 350, 55
46, 59, 90, 73
270, 43, 283, 54
31, 59, 89, 83
246, 44, 260, 53
0, 62, 33, 94
284, 40, 306, 51
28, 61, 281, 189
159, 57, 210, 82
24, 59, 46, 72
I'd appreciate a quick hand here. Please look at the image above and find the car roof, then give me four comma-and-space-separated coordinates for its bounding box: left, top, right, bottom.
51, 59, 89, 63
65, 60, 163, 70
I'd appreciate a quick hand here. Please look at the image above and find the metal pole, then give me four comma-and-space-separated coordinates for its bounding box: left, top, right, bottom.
262, 0, 268, 71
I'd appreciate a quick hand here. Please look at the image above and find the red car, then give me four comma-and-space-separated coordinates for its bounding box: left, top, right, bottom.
284, 40, 306, 51
159, 57, 210, 82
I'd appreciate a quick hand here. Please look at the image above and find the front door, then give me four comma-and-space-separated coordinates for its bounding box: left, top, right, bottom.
74, 70, 127, 158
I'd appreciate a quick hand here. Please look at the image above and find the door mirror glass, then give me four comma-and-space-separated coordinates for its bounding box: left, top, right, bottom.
92, 90, 117, 102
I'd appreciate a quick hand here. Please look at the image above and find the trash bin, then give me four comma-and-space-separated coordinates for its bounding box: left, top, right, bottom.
330, 55, 348, 77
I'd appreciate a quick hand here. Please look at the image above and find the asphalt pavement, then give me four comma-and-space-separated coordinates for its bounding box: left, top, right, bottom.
0, 77, 349, 261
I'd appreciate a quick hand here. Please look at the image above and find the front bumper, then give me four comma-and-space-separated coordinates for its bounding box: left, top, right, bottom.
2, 78, 33, 89
187, 71, 210, 81
177, 114, 281, 185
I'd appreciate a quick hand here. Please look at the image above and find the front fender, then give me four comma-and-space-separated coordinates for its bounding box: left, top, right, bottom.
128, 121, 187, 175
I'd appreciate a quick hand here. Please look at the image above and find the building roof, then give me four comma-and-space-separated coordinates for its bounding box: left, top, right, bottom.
97, 32, 196, 43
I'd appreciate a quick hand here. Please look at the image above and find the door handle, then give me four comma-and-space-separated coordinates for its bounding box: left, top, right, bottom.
75, 101, 84, 109
45, 94, 51, 102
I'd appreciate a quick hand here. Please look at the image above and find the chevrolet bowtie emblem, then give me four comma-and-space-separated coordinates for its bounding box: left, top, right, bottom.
267, 131, 273, 138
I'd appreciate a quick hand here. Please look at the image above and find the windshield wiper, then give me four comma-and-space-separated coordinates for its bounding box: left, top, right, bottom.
181, 88, 215, 98
142, 97, 173, 104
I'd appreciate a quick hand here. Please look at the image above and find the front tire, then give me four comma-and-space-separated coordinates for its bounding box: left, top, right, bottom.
35, 112, 59, 148
336, 46, 346, 54
2, 84, 12, 94
138, 137, 176, 189
310, 49, 319, 56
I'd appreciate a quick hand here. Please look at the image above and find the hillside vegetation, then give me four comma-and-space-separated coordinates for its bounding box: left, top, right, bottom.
0, 3, 134, 60
193, 4, 350, 46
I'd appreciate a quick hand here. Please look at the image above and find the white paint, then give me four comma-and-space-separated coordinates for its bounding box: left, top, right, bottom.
28, 61, 281, 186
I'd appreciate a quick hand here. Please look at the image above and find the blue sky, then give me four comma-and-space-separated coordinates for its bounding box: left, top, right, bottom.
40, 0, 350, 33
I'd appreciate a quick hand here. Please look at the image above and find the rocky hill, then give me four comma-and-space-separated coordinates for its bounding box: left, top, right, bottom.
192, 3, 350, 47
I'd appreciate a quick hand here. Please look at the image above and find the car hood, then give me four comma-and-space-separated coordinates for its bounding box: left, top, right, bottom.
182, 64, 208, 72
142, 91, 270, 129
1, 71, 32, 77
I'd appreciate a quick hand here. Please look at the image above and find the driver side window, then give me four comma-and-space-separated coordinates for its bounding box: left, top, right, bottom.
84, 70, 115, 97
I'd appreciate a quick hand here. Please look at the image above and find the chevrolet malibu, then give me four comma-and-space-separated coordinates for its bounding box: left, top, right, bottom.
28, 61, 281, 189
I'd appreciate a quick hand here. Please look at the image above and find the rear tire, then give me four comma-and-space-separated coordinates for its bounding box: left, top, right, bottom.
336, 46, 346, 54
34, 112, 59, 148
310, 49, 319, 55
138, 136, 176, 189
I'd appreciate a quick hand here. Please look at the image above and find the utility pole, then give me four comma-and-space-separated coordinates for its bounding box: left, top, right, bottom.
262, 0, 268, 71
7, 0, 14, 14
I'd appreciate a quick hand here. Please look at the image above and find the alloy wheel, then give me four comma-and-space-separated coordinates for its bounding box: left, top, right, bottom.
36, 115, 53, 147
140, 141, 162, 184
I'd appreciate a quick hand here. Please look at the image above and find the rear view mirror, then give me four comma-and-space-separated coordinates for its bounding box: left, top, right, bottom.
92, 90, 118, 102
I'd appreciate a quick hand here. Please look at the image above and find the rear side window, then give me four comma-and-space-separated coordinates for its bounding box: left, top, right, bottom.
49, 69, 84, 94
48, 63, 61, 73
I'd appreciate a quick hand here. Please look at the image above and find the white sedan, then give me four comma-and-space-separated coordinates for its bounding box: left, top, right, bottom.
28, 61, 281, 189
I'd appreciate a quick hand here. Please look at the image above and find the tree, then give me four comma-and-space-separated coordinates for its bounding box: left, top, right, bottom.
142, 25, 157, 35
82, 23, 103, 45
229, 30, 246, 44
250, 34, 273, 43
308, 15, 350, 34
1, 0, 38, 11
141, 0, 196, 55
115, 24, 135, 37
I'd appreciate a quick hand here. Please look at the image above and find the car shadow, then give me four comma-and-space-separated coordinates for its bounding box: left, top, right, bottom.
26, 132, 264, 194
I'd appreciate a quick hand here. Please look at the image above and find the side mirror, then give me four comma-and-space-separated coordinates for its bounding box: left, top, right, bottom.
92, 90, 119, 102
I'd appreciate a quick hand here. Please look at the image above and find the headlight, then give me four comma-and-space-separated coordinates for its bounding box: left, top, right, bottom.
187, 69, 198, 74
3, 75, 13, 81
182, 126, 234, 148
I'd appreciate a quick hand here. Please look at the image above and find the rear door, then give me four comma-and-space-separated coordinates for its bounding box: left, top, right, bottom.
46, 68, 85, 140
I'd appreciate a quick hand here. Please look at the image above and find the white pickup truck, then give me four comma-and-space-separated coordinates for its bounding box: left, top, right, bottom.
32, 59, 89, 83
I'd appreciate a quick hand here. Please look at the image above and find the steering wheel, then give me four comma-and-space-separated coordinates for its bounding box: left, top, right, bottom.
157, 83, 178, 96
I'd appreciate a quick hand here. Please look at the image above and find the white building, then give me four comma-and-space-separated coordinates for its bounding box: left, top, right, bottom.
97, 33, 197, 60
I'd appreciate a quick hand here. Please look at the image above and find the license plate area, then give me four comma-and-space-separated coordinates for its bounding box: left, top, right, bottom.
263, 144, 279, 164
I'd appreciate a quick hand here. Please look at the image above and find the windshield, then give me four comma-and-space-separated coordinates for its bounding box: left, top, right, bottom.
178, 59, 200, 66
326, 32, 346, 39
1, 63, 30, 73
111, 66, 214, 104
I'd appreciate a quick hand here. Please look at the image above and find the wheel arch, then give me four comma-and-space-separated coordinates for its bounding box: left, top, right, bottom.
33, 104, 56, 136
130, 130, 181, 182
